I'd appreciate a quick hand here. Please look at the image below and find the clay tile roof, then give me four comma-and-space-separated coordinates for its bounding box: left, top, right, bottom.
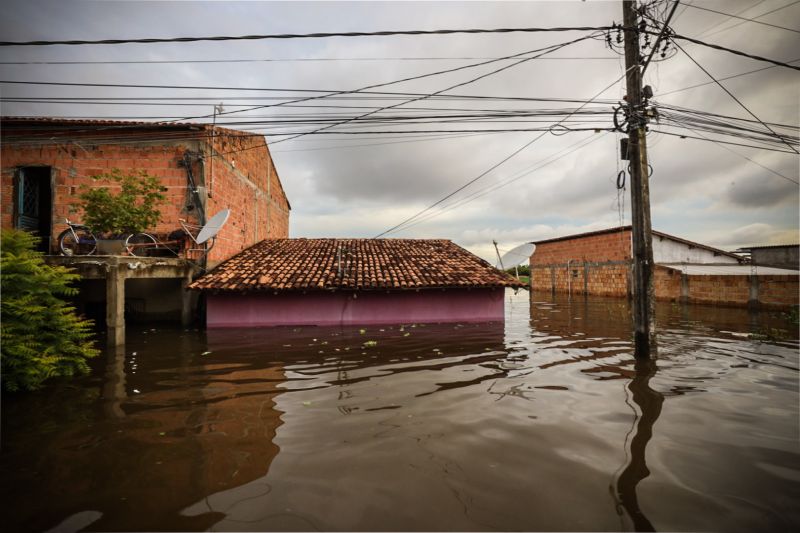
190, 238, 525, 292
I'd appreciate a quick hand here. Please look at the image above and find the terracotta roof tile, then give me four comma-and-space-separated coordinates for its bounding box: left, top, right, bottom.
190, 238, 524, 292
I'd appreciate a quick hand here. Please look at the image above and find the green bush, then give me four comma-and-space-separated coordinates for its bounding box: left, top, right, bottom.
1, 229, 100, 392
79, 168, 167, 236
505, 264, 530, 276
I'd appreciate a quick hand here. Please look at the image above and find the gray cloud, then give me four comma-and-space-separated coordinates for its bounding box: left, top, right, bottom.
1, 0, 797, 262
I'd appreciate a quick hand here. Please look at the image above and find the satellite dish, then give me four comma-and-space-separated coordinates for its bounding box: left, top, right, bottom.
196, 209, 230, 244
498, 243, 535, 269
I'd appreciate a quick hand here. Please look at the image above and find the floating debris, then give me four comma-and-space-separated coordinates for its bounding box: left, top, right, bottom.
363, 340, 378, 347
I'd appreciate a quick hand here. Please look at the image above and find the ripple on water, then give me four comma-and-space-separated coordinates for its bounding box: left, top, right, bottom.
0, 290, 797, 532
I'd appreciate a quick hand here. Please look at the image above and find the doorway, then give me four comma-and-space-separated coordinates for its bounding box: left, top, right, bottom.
15, 166, 53, 253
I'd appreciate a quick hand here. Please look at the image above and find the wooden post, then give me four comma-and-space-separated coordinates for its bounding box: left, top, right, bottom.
623, 0, 655, 358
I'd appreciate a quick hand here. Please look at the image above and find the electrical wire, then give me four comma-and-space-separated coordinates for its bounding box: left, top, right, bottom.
656, 117, 799, 185
674, 1, 800, 34
661, 33, 800, 71
374, 67, 633, 238
648, 129, 798, 154
0, 25, 618, 47
0, 55, 619, 66
694, 0, 768, 38
672, 41, 799, 154
264, 34, 599, 147
384, 133, 610, 234
701, 0, 800, 39
656, 60, 800, 97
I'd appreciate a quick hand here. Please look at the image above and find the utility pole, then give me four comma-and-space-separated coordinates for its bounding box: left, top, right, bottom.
622, 0, 655, 358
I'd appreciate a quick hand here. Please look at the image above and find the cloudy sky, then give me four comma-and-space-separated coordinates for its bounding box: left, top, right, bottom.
1, 0, 798, 263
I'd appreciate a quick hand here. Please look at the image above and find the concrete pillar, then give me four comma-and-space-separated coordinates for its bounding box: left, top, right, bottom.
103, 345, 127, 419
181, 270, 193, 327
106, 264, 126, 347
583, 263, 589, 295
748, 274, 760, 309
680, 273, 689, 304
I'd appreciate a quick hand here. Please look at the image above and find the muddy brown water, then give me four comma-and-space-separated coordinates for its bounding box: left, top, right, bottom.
1, 290, 798, 532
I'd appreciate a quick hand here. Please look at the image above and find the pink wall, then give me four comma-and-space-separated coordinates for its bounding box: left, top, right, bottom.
206, 288, 505, 327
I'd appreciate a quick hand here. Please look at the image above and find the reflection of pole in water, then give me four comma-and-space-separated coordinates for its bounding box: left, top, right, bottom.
612, 357, 664, 532
103, 344, 127, 419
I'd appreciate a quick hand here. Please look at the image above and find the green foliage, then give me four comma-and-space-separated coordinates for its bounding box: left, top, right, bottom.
783, 306, 799, 326
1, 229, 100, 392
79, 168, 167, 236
505, 264, 530, 276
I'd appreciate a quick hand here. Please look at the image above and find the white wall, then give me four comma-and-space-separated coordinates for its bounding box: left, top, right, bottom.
653, 237, 739, 264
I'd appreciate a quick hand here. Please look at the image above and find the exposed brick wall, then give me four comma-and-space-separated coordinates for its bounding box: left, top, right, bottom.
759, 275, 800, 307
204, 130, 290, 265
1, 122, 290, 264
531, 261, 630, 296
585, 263, 630, 296
532, 262, 798, 310
1, 141, 203, 250
653, 266, 681, 302
686, 275, 751, 306
531, 229, 631, 266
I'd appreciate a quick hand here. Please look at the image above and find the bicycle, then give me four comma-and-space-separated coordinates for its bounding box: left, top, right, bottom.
57, 219, 158, 257
57, 220, 96, 256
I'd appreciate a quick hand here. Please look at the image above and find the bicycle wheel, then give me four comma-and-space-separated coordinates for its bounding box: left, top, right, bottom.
58, 228, 96, 256
125, 233, 158, 257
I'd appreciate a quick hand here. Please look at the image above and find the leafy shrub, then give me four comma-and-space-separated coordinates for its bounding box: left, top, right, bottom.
79, 168, 167, 236
505, 264, 530, 276
1, 229, 100, 392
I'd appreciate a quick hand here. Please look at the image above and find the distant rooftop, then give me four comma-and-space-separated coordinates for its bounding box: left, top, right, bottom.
531, 225, 742, 261
190, 238, 525, 293
735, 244, 800, 252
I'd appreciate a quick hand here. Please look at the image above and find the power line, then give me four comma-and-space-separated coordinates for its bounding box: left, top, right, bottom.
656, 59, 800, 97
694, 0, 768, 38
265, 34, 597, 147
374, 67, 632, 238
649, 129, 798, 154
188, 35, 598, 125
672, 41, 799, 154
676, 1, 800, 34
658, 117, 799, 185
702, 0, 800, 39
668, 33, 800, 71
0, 26, 617, 47
0, 55, 619, 66
385, 134, 610, 234
0, 83, 620, 105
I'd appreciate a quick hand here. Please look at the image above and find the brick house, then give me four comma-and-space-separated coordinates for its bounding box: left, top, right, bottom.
530, 226, 799, 309
1, 117, 290, 265
190, 238, 525, 327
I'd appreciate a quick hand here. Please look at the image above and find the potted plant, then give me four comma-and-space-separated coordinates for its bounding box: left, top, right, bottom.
78, 168, 167, 254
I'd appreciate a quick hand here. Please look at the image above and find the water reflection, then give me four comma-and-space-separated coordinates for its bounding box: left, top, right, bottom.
1, 330, 287, 532
1, 291, 798, 532
612, 357, 664, 532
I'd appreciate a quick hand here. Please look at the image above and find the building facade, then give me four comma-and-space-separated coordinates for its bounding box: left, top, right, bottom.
1, 117, 290, 265
530, 226, 799, 309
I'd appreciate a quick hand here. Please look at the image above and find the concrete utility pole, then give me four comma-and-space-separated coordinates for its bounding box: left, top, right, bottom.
622, 0, 655, 358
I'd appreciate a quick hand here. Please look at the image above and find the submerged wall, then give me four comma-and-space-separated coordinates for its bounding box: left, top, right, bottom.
206, 288, 506, 327
532, 262, 798, 310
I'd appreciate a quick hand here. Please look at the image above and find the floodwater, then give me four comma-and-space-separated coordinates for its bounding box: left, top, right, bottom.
1, 290, 798, 532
